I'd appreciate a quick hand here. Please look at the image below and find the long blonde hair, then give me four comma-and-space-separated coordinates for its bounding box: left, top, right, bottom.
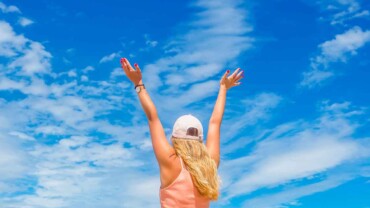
172, 137, 221, 200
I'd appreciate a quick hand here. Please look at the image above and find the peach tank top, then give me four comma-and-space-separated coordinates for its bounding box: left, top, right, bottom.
159, 156, 210, 208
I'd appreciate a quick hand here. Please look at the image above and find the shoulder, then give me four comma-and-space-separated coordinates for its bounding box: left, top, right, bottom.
159, 150, 183, 188
160, 147, 179, 170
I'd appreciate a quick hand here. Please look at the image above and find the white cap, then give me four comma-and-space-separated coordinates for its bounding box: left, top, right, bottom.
172, 114, 203, 141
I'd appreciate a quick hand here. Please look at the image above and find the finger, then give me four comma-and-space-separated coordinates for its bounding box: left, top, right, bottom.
221, 69, 230, 81
235, 71, 244, 82
235, 69, 243, 79
230, 68, 241, 80
234, 82, 242, 86
134, 63, 142, 74
124, 58, 135, 71
235, 75, 243, 82
120, 58, 129, 73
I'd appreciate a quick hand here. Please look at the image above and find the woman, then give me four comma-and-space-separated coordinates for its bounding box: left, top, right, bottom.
120, 58, 243, 207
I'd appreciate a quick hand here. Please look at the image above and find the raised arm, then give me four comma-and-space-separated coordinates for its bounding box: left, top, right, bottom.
120, 58, 173, 168
206, 68, 243, 168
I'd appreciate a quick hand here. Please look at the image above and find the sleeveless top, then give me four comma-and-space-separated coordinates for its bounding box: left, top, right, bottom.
159, 156, 210, 208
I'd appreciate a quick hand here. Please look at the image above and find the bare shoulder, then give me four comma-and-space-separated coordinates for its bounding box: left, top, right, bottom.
159, 146, 176, 167
159, 147, 182, 188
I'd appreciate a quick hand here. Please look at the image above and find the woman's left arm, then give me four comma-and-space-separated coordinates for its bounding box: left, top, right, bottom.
120, 58, 173, 168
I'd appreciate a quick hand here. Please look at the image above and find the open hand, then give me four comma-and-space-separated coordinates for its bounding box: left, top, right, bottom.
220, 68, 243, 90
120, 57, 142, 85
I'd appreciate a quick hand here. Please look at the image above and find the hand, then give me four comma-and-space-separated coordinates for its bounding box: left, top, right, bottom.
120, 57, 142, 85
220, 68, 243, 90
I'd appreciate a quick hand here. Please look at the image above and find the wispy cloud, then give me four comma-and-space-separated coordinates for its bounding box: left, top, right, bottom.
0, 2, 20, 13
242, 172, 357, 208
299, 0, 370, 89
99, 52, 121, 63
300, 26, 370, 88
18, 17, 34, 27
0, 21, 27, 57
222, 92, 282, 152
0, 21, 51, 75
217, 100, 370, 207
144, 34, 158, 48
144, 0, 253, 90
136, 0, 254, 129
316, 0, 369, 25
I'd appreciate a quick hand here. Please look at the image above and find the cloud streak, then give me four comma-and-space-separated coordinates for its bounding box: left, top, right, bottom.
300, 26, 370, 88
217, 101, 370, 207
144, 0, 253, 90
0, 2, 20, 13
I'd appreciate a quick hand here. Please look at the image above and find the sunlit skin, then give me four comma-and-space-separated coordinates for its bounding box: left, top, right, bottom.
120, 57, 243, 189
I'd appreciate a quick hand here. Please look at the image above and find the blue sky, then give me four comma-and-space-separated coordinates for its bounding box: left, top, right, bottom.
0, 0, 370, 207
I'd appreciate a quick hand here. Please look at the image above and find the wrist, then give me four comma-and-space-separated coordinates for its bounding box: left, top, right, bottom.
134, 80, 143, 86
220, 85, 228, 91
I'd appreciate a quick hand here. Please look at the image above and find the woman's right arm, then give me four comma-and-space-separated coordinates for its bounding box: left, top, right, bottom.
206, 68, 243, 168
120, 58, 173, 168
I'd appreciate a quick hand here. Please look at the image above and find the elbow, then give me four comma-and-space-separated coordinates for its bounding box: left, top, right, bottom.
209, 113, 224, 124
147, 111, 159, 122
209, 118, 221, 125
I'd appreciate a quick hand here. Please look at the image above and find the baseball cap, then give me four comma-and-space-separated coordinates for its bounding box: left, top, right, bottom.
172, 114, 203, 141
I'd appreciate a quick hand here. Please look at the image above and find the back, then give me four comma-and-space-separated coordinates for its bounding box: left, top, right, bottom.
159, 156, 210, 208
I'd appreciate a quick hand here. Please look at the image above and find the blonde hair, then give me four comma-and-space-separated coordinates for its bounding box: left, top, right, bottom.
171, 137, 221, 200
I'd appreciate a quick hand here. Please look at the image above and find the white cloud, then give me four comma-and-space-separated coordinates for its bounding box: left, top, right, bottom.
352, 10, 369, 18
143, 0, 253, 89
0, 21, 27, 57
0, 77, 51, 96
0, 132, 33, 195
157, 79, 220, 110
132, 0, 254, 128
99, 52, 120, 63
300, 26, 370, 88
0, 74, 156, 207
7, 136, 143, 207
0, 2, 20, 13
218, 101, 370, 206
9, 41, 52, 75
67, 69, 77, 77
0, 77, 26, 91
22, 77, 50, 96
300, 69, 334, 88
228, 136, 358, 197
109, 67, 124, 79
318, 26, 370, 63
8, 131, 35, 141
222, 92, 282, 153
81, 75, 89, 81
0, 20, 52, 75
66, 48, 75, 54
241, 173, 356, 208
0, 136, 30, 180
18, 17, 34, 27
82, 65, 94, 73
35, 125, 66, 135
144, 34, 158, 48
315, 0, 369, 25
0, 80, 157, 206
